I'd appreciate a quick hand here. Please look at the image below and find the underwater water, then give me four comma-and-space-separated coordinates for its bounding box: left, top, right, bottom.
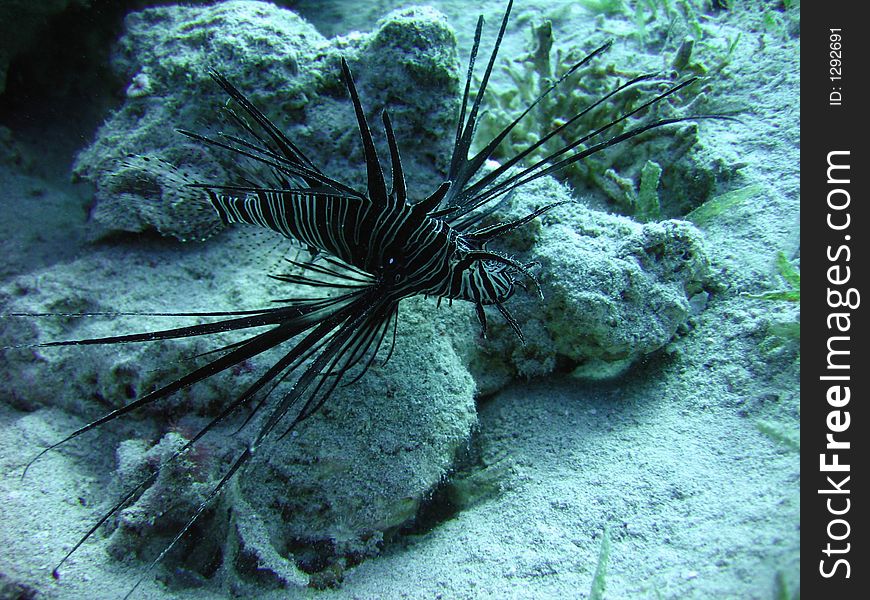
0, 1, 799, 599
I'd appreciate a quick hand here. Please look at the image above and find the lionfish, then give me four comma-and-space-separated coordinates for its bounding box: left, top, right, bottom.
15, 0, 704, 595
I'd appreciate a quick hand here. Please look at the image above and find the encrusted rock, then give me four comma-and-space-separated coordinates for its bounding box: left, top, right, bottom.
455, 175, 709, 391
73, 0, 459, 241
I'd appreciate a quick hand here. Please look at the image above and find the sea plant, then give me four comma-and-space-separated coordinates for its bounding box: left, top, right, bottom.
749, 251, 800, 356
471, 18, 700, 220
756, 419, 799, 452
589, 525, 611, 600
471, 0, 745, 220
747, 251, 800, 303
685, 184, 762, 226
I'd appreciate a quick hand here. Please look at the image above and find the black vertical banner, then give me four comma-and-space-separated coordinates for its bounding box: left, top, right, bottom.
803, 3, 867, 597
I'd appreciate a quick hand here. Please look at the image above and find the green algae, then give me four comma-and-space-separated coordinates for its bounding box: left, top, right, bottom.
471, 1, 743, 221
686, 184, 763, 226
589, 525, 611, 600
746, 251, 800, 302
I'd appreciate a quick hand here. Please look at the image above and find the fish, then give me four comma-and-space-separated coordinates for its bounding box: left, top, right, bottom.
10, 0, 707, 596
